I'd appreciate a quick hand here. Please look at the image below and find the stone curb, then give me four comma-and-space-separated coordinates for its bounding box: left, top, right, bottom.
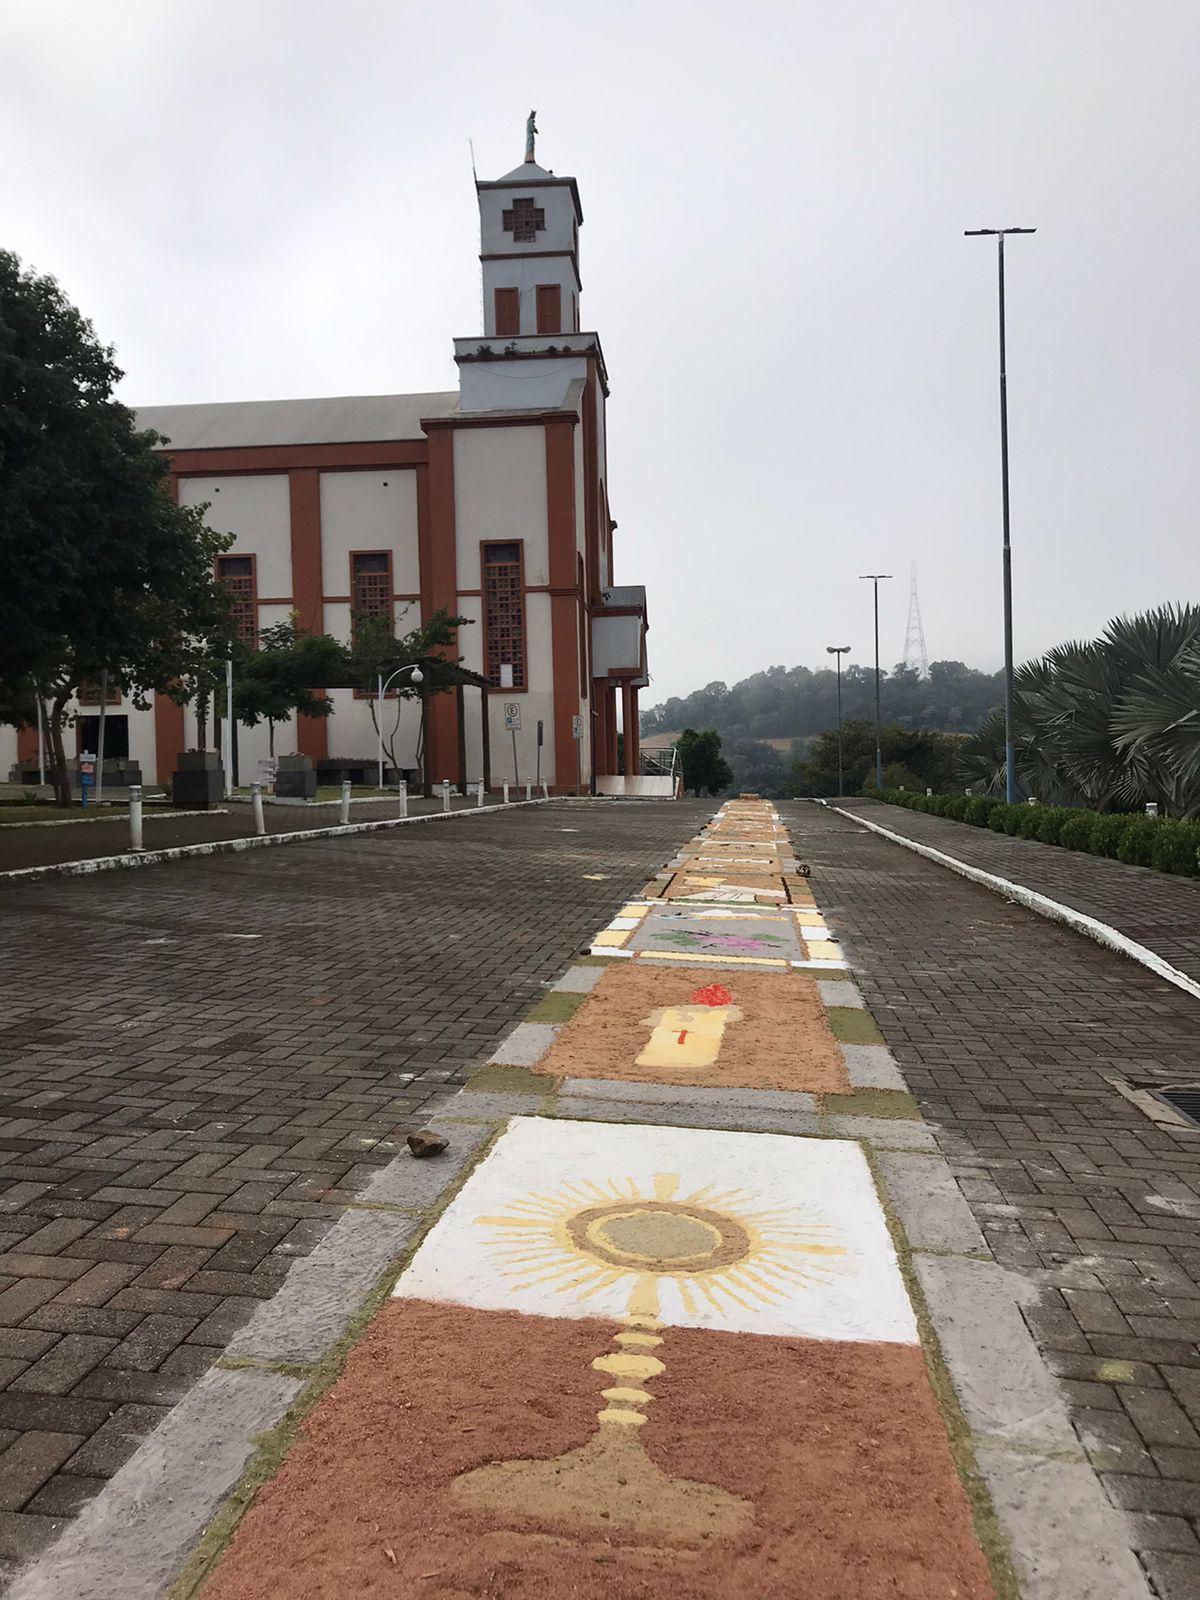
0, 798, 557, 886
820, 801, 1200, 1007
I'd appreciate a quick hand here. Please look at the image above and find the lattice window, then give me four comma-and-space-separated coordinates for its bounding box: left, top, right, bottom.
483, 541, 527, 689
216, 554, 257, 644
352, 551, 392, 631
502, 197, 545, 243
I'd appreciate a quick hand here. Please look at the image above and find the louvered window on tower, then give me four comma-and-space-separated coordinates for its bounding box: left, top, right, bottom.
216, 554, 257, 645
502, 197, 545, 243
352, 552, 393, 632
483, 541, 527, 689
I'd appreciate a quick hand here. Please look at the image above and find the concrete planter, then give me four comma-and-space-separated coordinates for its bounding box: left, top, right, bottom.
275, 753, 317, 800
172, 750, 224, 808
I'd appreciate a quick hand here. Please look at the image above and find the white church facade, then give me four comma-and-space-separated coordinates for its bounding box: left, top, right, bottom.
6, 123, 650, 793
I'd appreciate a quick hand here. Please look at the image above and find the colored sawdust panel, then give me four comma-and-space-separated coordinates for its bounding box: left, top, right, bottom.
531, 962, 849, 1092
200, 1301, 994, 1600
664, 872, 788, 905
629, 907, 806, 965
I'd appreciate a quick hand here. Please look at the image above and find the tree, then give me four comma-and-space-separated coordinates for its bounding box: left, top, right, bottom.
232, 617, 343, 756
342, 608, 483, 796
677, 727, 733, 797
793, 722, 962, 797
0, 252, 233, 803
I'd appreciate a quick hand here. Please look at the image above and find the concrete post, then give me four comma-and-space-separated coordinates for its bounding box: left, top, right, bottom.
398, 779, 408, 818
340, 780, 352, 825
250, 781, 265, 837
128, 785, 144, 852
441, 778, 451, 813
503, 780, 510, 805
541, 783, 549, 800
476, 781, 484, 807
524, 783, 532, 802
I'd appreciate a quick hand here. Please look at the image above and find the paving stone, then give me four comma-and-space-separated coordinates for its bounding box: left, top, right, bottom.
840, 1042, 908, 1091
550, 1096, 824, 1138
0, 1433, 84, 1512
974, 1442, 1153, 1600
488, 1023, 559, 1068
550, 965, 606, 994
874, 1149, 988, 1254
9, 1339, 117, 1398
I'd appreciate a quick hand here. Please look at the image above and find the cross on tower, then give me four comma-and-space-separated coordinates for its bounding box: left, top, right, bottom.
502, 197, 545, 243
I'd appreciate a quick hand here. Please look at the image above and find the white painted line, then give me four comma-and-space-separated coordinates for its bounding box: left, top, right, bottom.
823, 803, 1200, 1007
0, 799, 557, 886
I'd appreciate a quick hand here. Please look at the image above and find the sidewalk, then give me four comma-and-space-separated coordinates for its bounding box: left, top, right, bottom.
835, 797, 1200, 988
0, 793, 516, 874
13, 802, 1150, 1598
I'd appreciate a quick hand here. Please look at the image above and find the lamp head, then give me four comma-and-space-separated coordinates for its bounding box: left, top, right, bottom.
410, 666, 424, 685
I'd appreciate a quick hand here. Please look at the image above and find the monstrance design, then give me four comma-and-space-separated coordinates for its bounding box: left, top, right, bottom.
451, 1172, 845, 1545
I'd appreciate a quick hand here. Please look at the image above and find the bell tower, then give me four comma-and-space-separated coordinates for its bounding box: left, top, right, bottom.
476, 112, 583, 339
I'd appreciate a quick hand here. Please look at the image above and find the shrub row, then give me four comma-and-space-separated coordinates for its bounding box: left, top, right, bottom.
874, 790, 1200, 877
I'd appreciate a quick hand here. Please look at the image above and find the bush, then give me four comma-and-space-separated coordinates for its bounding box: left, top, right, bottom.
1117, 816, 1160, 868
1015, 805, 1044, 839
942, 796, 970, 821
1149, 818, 1200, 877
1058, 811, 1094, 852
1033, 806, 1073, 846
964, 796, 999, 827
1088, 812, 1134, 860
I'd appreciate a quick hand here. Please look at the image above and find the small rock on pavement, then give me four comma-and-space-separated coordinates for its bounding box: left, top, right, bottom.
407, 1130, 449, 1159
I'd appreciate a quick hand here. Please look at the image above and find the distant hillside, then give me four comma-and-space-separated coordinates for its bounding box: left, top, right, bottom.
641, 660, 1002, 743
641, 660, 1002, 798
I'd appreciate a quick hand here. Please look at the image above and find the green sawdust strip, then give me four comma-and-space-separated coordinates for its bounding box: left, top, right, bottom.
821, 1088, 920, 1120
465, 1065, 550, 1095
525, 991, 588, 1024
166, 1127, 504, 1600
825, 1007, 885, 1045
574, 953, 618, 966
863, 1147, 1020, 1600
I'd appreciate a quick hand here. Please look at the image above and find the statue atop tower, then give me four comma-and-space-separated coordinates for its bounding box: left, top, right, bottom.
525, 110, 537, 165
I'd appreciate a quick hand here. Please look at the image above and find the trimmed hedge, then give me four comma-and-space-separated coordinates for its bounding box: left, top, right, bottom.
871, 790, 1200, 878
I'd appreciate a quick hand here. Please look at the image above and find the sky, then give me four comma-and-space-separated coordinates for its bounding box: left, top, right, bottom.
3, 0, 1198, 708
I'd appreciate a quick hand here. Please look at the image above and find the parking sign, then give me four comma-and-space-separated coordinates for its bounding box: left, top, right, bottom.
504, 703, 522, 731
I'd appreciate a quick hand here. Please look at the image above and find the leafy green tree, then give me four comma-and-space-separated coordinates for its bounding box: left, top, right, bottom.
677, 727, 734, 797
793, 722, 962, 797
0, 251, 233, 802
232, 617, 343, 756
342, 608, 483, 796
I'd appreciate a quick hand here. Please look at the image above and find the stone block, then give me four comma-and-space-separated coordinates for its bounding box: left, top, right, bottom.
842, 1042, 908, 1091
874, 1149, 988, 1254
274, 753, 316, 800
170, 751, 223, 809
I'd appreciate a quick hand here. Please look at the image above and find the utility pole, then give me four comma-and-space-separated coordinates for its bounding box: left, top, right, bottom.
859, 575, 892, 790
825, 647, 851, 798
965, 225, 1036, 803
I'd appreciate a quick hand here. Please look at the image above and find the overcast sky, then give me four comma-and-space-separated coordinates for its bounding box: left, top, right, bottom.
4, 1, 1198, 706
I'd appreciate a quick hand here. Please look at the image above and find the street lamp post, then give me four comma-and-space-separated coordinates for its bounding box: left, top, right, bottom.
858, 575, 892, 790
965, 225, 1036, 803
825, 647, 851, 798
376, 664, 425, 790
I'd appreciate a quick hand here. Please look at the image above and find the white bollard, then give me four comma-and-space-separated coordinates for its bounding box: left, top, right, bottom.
340, 780, 352, 824
397, 779, 408, 818
128, 785, 144, 852
250, 781, 265, 837
441, 778, 451, 813
524, 783, 532, 802
503, 780, 510, 805
541, 783, 549, 800
476, 781, 484, 807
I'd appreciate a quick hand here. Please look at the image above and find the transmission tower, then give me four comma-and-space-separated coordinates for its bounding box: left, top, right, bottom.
902, 563, 929, 676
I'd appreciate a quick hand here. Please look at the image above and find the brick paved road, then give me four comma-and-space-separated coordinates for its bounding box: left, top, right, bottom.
0, 793, 500, 873
839, 797, 1200, 985
783, 801, 1200, 1600
0, 799, 709, 1577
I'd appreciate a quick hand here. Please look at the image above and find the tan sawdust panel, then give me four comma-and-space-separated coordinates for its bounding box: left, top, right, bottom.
664, 871, 787, 901
200, 1300, 994, 1600
533, 962, 848, 1091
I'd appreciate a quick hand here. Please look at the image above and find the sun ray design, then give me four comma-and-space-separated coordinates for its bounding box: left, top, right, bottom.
452, 1167, 849, 1545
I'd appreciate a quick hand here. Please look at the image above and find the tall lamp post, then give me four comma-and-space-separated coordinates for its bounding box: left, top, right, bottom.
376, 663, 425, 789
858, 575, 892, 790
825, 647, 851, 798
965, 225, 1036, 803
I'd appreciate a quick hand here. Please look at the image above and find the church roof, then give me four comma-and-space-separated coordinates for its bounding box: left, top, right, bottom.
476, 162, 583, 221
135, 391, 459, 450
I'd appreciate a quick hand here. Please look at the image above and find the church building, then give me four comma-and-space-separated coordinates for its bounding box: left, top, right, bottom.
8, 121, 651, 794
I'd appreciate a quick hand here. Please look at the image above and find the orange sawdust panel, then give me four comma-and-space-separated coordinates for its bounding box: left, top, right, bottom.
664, 872, 787, 902
533, 962, 848, 1092
200, 1300, 994, 1600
